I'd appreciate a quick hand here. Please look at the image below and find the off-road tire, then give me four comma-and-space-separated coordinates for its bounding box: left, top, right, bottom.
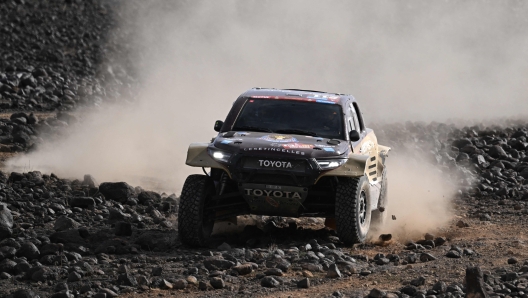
371, 169, 388, 229
178, 174, 215, 247
335, 175, 372, 245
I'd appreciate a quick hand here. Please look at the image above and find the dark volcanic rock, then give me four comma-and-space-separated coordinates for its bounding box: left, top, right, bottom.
297, 277, 310, 288
489, 145, 508, 159
466, 267, 489, 298
233, 264, 253, 275
0, 204, 14, 240
400, 285, 418, 296
261, 276, 280, 288
115, 222, 132, 236
0, 259, 17, 274
135, 231, 175, 252
99, 182, 136, 203
117, 273, 138, 286
210, 277, 225, 289
50, 229, 85, 244
70, 197, 95, 209
138, 191, 161, 205
204, 257, 235, 271
16, 242, 40, 260
11, 289, 39, 298
83, 175, 98, 188
446, 250, 462, 258
54, 216, 80, 231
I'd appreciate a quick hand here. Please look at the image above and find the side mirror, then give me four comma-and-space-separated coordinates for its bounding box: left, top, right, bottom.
214, 120, 224, 132
349, 130, 360, 142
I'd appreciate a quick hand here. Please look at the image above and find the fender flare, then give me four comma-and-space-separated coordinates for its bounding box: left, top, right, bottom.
186, 143, 231, 178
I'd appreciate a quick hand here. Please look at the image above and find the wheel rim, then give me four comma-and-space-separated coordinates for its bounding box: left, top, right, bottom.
359, 191, 367, 227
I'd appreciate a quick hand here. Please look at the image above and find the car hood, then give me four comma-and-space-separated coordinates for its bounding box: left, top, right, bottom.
212, 131, 350, 159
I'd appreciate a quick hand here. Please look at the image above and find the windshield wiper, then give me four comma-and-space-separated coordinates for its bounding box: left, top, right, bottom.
274, 129, 319, 137
232, 125, 273, 133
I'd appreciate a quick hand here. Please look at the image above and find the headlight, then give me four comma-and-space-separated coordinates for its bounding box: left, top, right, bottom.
208, 148, 232, 163
316, 158, 347, 170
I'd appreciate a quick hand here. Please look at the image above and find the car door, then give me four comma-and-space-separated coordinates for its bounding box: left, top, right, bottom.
349, 102, 379, 183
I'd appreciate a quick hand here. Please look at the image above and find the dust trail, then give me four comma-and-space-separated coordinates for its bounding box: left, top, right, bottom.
374, 152, 457, 240
6, 0, 528, 221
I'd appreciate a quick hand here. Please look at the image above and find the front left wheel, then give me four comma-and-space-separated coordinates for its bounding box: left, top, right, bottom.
178, 174, 215, 247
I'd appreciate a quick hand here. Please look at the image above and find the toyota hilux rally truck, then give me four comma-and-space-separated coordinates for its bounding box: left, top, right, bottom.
179, 88, 390, 247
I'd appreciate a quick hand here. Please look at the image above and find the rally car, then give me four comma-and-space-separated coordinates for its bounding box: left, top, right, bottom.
179, 88, 390, 246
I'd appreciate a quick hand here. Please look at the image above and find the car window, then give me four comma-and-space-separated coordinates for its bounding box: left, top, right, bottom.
233, 98, 345, 140
349, 104, 360, 132
352, 102, 365, 131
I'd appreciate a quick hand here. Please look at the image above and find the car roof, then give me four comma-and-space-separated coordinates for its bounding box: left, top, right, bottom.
240, 88, 356, 106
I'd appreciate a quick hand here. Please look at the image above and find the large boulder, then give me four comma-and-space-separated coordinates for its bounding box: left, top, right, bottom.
99, 182, 135, 203
138, 191, 161, 205
0, 204, 14, 240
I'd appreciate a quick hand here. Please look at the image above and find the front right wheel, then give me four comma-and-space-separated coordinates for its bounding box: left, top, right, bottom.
335, 175, 372, 245
178, 174, 215, 247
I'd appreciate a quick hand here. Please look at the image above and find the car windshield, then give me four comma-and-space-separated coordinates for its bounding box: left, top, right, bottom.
232, 98, 345, 140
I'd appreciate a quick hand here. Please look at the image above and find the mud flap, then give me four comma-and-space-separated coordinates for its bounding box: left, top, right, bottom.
377, 168, 388, 210
325, 217, 336, 230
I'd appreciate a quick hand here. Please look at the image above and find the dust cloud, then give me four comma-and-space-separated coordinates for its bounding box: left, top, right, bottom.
6, 1, 528, 234
373, 152, 457, 240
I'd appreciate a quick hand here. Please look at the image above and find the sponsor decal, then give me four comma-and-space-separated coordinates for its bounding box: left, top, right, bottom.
244, 188, 302, 199
250, 94, 340, 104
219, 138, 243, 145
360, 141, 374, 154
323, 147, 335, 152
250, 96, 317, 103
265, 185, 281, 190
307, 95, 340, 104
258, 160, 293, 168
316, 100, 336, 104
282, 143, 314, 149
260, 135, 298, 143
243, 147, 305, 155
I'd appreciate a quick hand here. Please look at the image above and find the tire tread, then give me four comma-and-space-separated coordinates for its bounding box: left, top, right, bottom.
178, 174, 213, 247
335, 176, 368, 245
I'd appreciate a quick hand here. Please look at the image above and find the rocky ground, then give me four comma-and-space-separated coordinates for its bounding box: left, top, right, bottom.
0, 121, 527, 298
1, 0, 528, 298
